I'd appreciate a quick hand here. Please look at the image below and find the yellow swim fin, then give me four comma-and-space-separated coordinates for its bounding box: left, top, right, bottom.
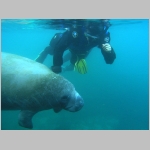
74, 59, 87, 74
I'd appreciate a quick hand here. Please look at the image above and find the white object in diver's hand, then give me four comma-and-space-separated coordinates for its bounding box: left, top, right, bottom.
102, 43, 111, 52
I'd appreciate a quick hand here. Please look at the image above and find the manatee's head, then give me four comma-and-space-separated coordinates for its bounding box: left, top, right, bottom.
59, 88, 84, 112
56, 83, 84, 112
49, 75, 84, 112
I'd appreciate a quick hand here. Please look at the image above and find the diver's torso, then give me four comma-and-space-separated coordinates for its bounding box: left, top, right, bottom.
68, 28, 102, 55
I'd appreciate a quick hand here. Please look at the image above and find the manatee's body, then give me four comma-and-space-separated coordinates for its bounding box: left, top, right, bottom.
1, 52, 84, 129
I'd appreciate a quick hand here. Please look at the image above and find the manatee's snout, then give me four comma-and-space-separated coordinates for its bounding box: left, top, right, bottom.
67, 94, 84, 112
74, 95, 84, 111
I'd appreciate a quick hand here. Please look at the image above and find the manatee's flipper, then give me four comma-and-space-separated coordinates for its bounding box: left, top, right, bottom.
18, 110, 37, 129
53, 107, 62, 113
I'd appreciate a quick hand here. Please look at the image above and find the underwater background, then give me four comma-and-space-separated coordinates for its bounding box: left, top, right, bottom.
1, 19, 149, 130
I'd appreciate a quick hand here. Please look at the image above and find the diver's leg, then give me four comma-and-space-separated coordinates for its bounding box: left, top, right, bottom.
35, 45, 53, 63
35, 33, 63, 64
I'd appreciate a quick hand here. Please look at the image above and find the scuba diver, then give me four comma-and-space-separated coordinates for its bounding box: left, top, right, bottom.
35, 19, 116, 74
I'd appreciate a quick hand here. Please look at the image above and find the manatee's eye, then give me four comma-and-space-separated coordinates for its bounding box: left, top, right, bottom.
60, 95, 70, 107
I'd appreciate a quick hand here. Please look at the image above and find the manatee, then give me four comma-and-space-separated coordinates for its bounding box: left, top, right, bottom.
1, 52, 84, 129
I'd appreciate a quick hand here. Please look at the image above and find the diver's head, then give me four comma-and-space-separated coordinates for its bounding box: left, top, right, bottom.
86, 21, 100, 36
86, 19, 111, 36
100, 19, 111, 27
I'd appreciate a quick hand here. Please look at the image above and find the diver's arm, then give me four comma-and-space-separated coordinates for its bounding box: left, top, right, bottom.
51, 31, 71, 73
98, 32, 116, 64
100, 46, 116, 64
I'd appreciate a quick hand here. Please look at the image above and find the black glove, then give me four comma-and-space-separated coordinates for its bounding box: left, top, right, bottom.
51, 66, 62, 74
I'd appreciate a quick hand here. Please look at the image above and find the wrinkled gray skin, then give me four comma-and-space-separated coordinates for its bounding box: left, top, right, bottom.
1, 52, 84, 129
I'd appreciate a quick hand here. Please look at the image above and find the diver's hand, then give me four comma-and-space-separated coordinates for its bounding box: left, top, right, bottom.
62, 64, 74, 72
51, 66, 62, 74
102, 43, 112, 52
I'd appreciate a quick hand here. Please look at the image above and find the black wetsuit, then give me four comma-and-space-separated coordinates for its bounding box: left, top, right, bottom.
36, 24, 116, 73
